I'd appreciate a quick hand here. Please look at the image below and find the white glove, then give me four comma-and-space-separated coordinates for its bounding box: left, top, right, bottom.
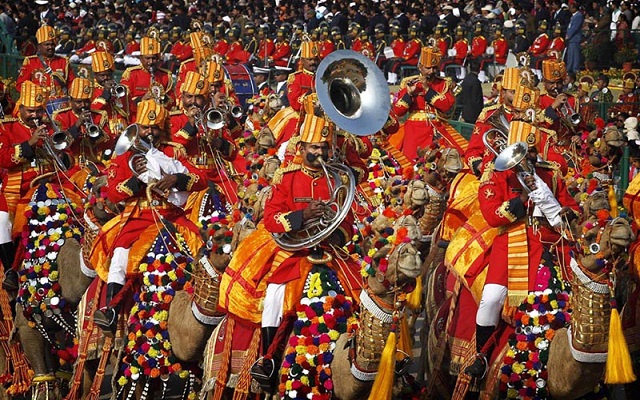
528, 175, 563, 227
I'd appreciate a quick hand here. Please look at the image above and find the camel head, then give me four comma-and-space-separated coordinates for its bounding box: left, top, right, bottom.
576, 213, 635, 273
403, 180, 429, 209
256, 126, 276, 154
258, 156, 281, 183
580, 189, 610, 217
231, 217, 257, 253
393, 214, 423, 245
251, 186, 272, 224
200, 220, 234, 272
367, 242, 422, 297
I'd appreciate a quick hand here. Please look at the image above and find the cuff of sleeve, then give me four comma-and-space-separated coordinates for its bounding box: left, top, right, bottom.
508, 197, 527, 220
101, 89, 112, 102
68, 125, 81, 140
470, 159, 482, 177
20, 142, 35, 161
123, 177, 143, 195
173, 173, 198, 191
283, 209, 304, 232
424, 88, 438, 104
544, 106, 559, 122
401, 93, 413, 105
183, 121, 198, 137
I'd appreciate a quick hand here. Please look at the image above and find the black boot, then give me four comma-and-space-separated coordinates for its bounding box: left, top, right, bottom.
464, 324, 496, 379
250, 327, 280, 393
94, 282, 124, 336
0, 242, 18, 292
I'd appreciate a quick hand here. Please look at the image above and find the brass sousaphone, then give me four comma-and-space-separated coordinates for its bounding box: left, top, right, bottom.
272, 50, 391, 251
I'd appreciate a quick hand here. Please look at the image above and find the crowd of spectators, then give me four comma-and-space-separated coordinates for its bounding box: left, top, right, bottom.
0, 0, 638, 72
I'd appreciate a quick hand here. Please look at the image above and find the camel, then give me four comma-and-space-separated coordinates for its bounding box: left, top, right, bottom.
424, 210, 636, 399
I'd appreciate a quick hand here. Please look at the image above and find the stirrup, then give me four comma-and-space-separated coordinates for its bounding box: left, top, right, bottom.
2, 270, 19, 292
464, 353, 488, 380
93, 307, 117, 335
250, 356, 277, 393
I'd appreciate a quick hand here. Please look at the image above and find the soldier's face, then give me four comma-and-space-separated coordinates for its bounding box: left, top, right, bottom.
138, 124, 163, 145
20, 105, 45, 127
597, 79, 606, 90
70, 98, 91, 114
141, 55, 160, 71
502, 89, 516, 105
418, 64, 437, 79
544, 80, 563, 96
94, 70, 113, 87
301, 57, 318, 72
182, 92, 206, 110
39, 40, 56, 58
300, 142, 329, 168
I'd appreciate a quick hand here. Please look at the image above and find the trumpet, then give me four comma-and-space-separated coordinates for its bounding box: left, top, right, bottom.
80, 108, 102, 139
36, 116, 69, 171
559, 94, 581, 126
111, 84, 126, 99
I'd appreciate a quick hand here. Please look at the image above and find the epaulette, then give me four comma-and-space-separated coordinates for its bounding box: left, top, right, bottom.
169, 109, 184, 116
271, 162, 302, 185
536, 160, 560, 171
52, 107, 72, 118
121, 65, 141, 80
2, 117, 17, 123
476, 103, 501, 122
163, 141, 187, 159
287, 73, 297, 84
399, 75, 420, 90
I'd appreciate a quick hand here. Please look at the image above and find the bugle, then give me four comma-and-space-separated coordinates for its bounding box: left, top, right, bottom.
559, 94, 581, 125
111, 84, 126, 99
35, 117, 68, 171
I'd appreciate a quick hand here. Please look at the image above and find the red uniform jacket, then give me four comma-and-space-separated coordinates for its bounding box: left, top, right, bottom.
75, 39, 95, 55
493, 37, 508, 64
120, 65, 175, 116
257, 39, 275, 60
91, 83, 131, 132
52, 107, 113, 167
470, 36, 487, 58
319, 40, 335, 59
547, 37, 565, 55
452, 39, 468, 64
125, 40, 140, 55
465, 104, 515, 177
286, 69, 315, 112
479, 165, 578, 290
528, 33, 550, 56
436, 37, 449, 58
0, 118, 59, 213
213, 39, 229, 57
351, 38, 362, 52
226, 41, 250, 64
170, 40, 193, 62
402, 38, 421, 65
272, 41, 292, 67
360, 40, 375, 60
390, 38, 405, 57
16, 54, 75, 98
392, 77, 455, 160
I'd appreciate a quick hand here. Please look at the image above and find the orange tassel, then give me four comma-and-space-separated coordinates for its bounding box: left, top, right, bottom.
608, 185, 619, 218
406, 276, 423, 311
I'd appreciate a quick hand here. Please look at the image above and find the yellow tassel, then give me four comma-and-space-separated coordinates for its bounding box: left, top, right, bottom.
397, 315, 412, 361
367, 331, 396, 400
406, 276, 423, 311
609, 185, 619, 218
604, 308, 636, 384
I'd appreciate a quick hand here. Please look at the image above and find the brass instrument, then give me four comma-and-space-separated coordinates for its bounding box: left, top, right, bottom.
273, 50, 391, 251
111, 84, 126, 99
148, 66, 166, 104
559, 94, 581, 126
494, 141, 537, 193
35, 117, 69, 171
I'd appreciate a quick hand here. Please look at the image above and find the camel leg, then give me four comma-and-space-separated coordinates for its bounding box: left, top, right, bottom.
167, 291, 216, 362
14, 305, 53, 377
331, 335, 373, 400
547, 328, 605, 400
58, 239, 93, 306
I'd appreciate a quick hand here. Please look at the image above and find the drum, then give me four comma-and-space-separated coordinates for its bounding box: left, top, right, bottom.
223, 64, 257, 108
45, 97, 69, 116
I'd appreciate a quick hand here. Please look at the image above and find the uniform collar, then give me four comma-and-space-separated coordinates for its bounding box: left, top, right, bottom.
301, 164, 324, 179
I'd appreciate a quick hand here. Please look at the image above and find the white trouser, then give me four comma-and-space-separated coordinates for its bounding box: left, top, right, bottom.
107, 247, 130, 285
262, 283, 285, 328
0, 211, 12, 243
476, 284, 508, 327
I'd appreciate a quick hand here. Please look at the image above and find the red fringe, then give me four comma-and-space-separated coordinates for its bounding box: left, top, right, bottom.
85, 336, 113, 400
233, 328, 260, 400
212, 317, 236, 400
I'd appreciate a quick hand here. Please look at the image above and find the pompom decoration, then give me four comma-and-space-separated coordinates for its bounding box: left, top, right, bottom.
500, 257, 571, 400
279, 266, 358, 400
118, 226, 196, 399
16, 183, 84, 365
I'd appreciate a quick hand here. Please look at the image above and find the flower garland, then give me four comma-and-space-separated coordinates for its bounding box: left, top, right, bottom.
279, 266, 358, 400
500, 261, 571, 400
117, 227, 197, 400
16, 183, 84, 364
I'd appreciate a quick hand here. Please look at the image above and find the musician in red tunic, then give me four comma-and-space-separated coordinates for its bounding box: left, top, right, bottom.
255, 25, 275, 66
248, 113, 362, 391
465, 68, 540, 177
547, 24, 566, 57
169, 71, 238, 203
382, 23, 407, 85
358, 30, 375, 61
124, 28, 140, 55
479, 25, 508, 73
465, 122, 579, 379
392, 47, 455, 160
610, 78, 639, 118
287, 41, 319, 113
120, 36, 175, 120
319, 26, 335, 59
467, 22, 488, 80
226, 26, 250, 65
440, 26, 468, 70
52, 78, 112, 171
213, 24, 230, 58
176, 43, 214, 100
0, 82, 64, 290
91, 99, 208, 334
528, 20, 551, 78
91, 52, 131, 135
270, 27, 292, 67
16, 26, 74, 99
538, 59, 585, 175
